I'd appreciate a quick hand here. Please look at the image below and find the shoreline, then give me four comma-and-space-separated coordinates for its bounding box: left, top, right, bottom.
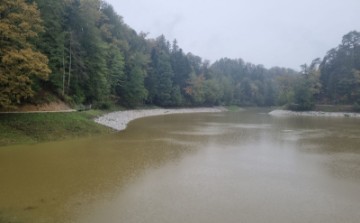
95, 107, 227, 131
269, 109, 360, 118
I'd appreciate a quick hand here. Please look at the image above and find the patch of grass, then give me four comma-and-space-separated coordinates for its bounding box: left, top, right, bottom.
0, 110, 114, 147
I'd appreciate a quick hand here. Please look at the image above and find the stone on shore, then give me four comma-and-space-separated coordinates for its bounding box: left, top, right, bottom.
95, 107, 226, 131
269, 109, 360, 118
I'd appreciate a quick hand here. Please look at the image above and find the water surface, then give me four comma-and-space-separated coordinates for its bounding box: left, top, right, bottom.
1, 109, 360, 223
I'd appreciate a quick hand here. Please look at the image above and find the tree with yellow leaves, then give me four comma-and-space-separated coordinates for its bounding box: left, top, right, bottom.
0, 0, 51, 109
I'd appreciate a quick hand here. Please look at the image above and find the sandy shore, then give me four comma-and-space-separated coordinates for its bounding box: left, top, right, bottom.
269, 109, 360, 118
95, 107, 227, 131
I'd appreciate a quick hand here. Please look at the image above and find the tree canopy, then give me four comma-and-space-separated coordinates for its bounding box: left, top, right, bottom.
0, 0, 51, 108
0, 0, 359, 110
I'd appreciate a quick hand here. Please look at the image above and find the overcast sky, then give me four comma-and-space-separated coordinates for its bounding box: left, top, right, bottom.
106, 0, 360, 70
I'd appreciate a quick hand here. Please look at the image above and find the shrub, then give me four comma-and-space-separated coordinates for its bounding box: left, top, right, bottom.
353, 102, 360, 112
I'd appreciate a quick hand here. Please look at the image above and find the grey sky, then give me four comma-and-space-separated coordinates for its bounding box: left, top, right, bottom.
106, 0, 360, 70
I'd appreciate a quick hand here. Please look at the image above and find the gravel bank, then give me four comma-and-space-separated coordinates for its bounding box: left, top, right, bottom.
95, 107, 227, 131
269, 109, 360, 118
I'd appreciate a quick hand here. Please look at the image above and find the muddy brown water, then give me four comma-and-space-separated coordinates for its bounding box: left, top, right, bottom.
1, 109, 360, 223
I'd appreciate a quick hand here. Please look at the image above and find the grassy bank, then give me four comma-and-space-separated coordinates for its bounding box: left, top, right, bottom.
0, 110, 114, 147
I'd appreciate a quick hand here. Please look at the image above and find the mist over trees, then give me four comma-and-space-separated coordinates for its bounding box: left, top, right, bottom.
1, 0, 360, 110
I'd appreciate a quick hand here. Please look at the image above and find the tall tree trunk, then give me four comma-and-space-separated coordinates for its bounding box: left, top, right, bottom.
67, 32, 72, 94
62, 46, 66, 96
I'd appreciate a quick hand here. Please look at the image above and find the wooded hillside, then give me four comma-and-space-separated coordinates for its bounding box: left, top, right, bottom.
1, 0, 359, 110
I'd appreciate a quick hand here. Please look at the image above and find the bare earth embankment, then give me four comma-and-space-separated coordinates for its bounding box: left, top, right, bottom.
0, 101, 76, 114
95, 107, 226, 131
269, 109, 360, 118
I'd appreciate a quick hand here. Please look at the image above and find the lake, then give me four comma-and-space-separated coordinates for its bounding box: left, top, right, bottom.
1, 108, 360, 223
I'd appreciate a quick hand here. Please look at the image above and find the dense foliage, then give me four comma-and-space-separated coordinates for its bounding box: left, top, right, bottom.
1, 0, 359, 110
0, 0, 51, 108
320, 31, 360, 104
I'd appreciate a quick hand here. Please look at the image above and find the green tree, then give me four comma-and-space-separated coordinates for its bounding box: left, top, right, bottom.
171, 40, 191, 98
0, 0, 51, 109
288, 61, 321, 111
210, 58, 279, 106
320, 31, 360, 104
76, 0, 109, 104
34, 0, 67, 96
121, 53, 148, 107
106, 47, 125, 99
204, 79, 223, 105
146, 36, 175, 107
289, 77, 315, 111
184, 73, 206, 105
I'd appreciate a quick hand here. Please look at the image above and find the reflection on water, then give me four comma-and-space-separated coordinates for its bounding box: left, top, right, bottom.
1, 109, 360, 223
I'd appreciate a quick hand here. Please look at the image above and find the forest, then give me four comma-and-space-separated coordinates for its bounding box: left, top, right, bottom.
1, 0, 360, 111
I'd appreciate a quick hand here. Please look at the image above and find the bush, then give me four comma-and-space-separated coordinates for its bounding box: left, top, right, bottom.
287, 103, 314, 111
98, 102, 112, 110
289, 78, 315, 111
353, 102, 360, 112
